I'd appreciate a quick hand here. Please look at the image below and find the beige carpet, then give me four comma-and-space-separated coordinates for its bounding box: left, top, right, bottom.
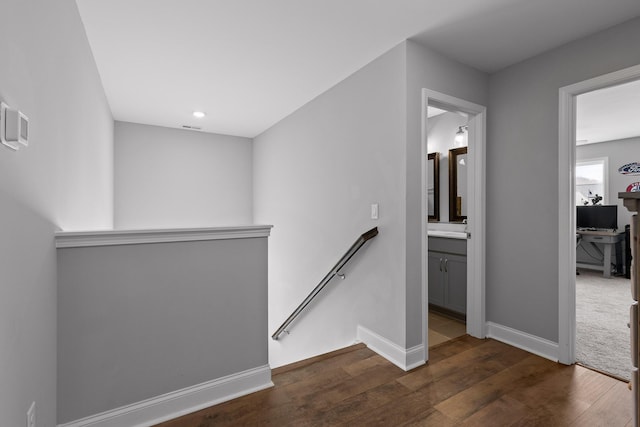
575, 268, 632, 380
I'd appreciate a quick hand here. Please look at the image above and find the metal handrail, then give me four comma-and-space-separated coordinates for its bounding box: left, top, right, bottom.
271, 227, 378, 340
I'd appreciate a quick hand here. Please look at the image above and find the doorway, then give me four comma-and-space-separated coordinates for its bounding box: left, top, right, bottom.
421, 89, 486, 361
573, 81, 639, 379
558, 64, 640, 366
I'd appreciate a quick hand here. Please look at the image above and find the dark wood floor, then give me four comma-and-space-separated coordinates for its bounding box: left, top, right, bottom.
155, 336, 633, 426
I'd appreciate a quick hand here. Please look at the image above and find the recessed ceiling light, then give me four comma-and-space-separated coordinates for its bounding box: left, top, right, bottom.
193, 111, 206, 118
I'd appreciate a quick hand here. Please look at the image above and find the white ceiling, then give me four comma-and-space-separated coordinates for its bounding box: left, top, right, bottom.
76, 0, 640, 138
576, 79, 640, 145
427, 106, 448, 118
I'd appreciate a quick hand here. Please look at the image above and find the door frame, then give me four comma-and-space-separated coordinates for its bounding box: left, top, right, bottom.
558, 64, 640, 364
421, 89, 487, 361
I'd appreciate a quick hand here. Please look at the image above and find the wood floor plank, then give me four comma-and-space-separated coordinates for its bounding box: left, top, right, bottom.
568, 365, 621, 405
505, 362, 615, 426
284, 359, 405, 418
341, 353, 390, 377
570, 381, 633, 427
398, 337, 527, 392
334, 388, 442, 426
271, 343, 368, 376
401, 408, 458, 426
515, 372, 592, 425
434, 354, 563, 422
273, 346, 375, 387
427, 335, 483, 364
460, 395, 553, 426
296, 380, 413, 427
154, 339, 634, 427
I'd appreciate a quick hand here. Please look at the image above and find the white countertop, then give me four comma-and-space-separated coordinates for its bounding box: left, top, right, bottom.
427, 230, 468, 240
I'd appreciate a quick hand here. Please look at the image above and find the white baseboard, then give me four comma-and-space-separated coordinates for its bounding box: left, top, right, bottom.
58, 365, 273, 427
405, 344, 426, 371
486, 321, 559, 362
357, 325, 425, 371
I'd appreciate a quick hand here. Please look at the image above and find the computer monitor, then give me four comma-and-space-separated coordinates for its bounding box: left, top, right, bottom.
576, 205, 618, 231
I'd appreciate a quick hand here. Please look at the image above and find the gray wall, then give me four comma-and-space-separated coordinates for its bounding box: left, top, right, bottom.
0, 1, 113, 426
577, 136, 640, 230
254, 40, 488, 367
254, 43, 407, 367
57, 237, 268, 423
115, 121, 253, 229
487, 18, 640, 342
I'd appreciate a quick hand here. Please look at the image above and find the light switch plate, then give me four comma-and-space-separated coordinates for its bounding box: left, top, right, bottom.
0, 102, 19, 150
4, 105, 28, 147
371, 203, 379, 220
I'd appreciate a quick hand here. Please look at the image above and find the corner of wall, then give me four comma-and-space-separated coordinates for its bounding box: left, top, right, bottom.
357, 325, 425, 371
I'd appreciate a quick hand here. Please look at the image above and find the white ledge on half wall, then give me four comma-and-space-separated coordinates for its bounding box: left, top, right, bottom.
55, 225, 273, 248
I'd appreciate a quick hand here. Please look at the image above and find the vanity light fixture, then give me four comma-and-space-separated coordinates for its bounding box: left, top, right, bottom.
454, 125, 468, 145
193, 111, 206, 118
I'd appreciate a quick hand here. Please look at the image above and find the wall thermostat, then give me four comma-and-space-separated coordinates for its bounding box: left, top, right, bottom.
0, 102, 19, 150
4, 105, 28, 147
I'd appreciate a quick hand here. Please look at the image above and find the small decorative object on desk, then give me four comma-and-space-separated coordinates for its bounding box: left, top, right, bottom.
628, 182, 640, 192
583, 190, 603, 205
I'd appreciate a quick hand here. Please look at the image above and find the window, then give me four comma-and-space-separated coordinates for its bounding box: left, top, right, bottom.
576, 157, 608, 206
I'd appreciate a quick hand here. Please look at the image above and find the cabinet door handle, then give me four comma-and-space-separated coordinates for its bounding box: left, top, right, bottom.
439, 258, 443, 272
444, 259, 448, 273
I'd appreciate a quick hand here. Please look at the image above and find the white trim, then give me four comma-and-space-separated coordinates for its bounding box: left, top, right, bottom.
558, 64, 640, 365
421, 88, 429, 363
357, 325, 425, 371
405, 345, 427, 371
421, 89, 487, 362
486, 322, 559, 362
466, 103, 487, 340
57, 365, 273, 427
55, 225, 273, 248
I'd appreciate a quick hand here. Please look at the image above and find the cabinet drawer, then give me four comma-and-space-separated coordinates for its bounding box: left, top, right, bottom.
428, 237, 467, 255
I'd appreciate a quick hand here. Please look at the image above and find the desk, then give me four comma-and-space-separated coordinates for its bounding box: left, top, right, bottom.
576, 230, 625, 278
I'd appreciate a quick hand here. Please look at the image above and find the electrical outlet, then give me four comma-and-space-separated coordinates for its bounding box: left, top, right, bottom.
27, 402, 35, 427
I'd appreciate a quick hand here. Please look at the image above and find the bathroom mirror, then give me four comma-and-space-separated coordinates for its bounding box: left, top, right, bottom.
449, 147, 467, 222
427, 152, 440, 221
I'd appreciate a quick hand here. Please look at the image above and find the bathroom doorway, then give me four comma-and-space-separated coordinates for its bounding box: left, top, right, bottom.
425, 105, 469, 346
421, 89, 486, 361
